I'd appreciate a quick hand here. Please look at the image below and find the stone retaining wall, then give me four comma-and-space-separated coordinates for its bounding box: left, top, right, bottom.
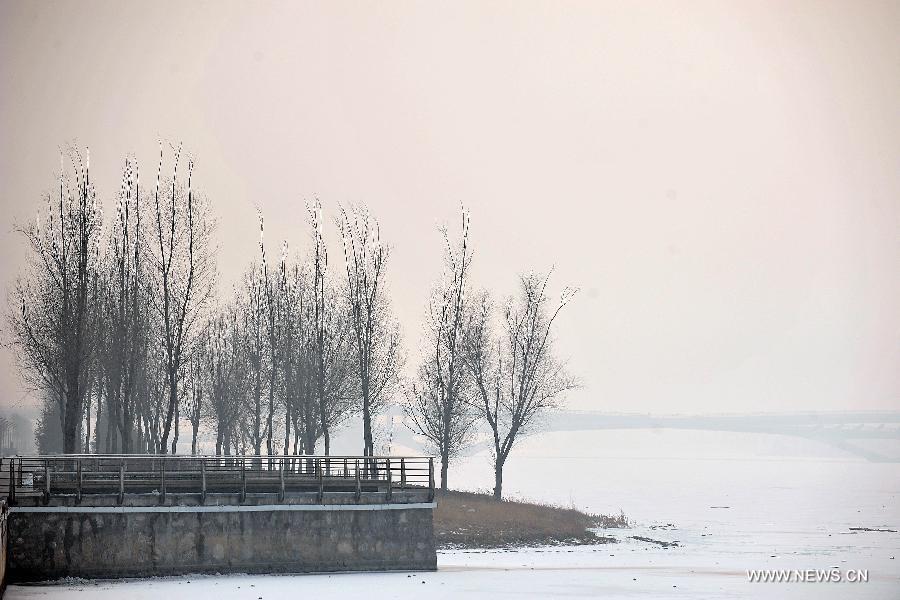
7, 500, 436, 581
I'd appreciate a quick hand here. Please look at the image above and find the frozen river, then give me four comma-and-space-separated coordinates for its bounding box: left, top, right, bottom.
7, 428, 900, 598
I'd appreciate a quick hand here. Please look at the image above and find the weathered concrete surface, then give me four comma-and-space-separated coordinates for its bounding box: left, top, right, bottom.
7, 502, 436, 581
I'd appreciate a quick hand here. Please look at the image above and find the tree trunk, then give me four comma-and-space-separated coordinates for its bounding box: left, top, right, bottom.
316, 354, 329, 456
118, 399, 128, 454
303, 427, 316, 459
57, 391, 66, 445
62, 384, 82, 454
362, 386, 373, 457
84, 397, 92, 453
440, 450, 449, 491
171, 401, 179, 454
493, 458, 505, 500
191, 415, 199, 455
362, 424, 373, 455
267, 359, 276, 459
94, 391, 103, 454
253, 370, 262, 460
160, 369, 178, 453
105, 385, 116, 453
83, 375, 93, 453
283, 404, 291, 456
135, 410, 143, 454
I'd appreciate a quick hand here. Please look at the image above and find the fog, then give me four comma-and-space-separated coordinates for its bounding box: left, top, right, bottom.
2, 5, 899, 598
2, 0, 898, 430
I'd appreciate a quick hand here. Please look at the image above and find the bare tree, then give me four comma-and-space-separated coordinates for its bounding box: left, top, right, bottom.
279, 264, 306, 457
259, 217, 288, 460
308, 201, 332, 454
239, 263, 267, 457
145, 143, 215, 453
463, 272, 579, 500
10, 149, 103, 453
405, 209, 475, 490
297, 257, 356, 457
96, 157, 152, 453
209, 209, 358, 461
339, 204, 403, 462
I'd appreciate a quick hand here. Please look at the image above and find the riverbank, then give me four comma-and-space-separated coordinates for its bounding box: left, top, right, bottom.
433, 489, 625, 548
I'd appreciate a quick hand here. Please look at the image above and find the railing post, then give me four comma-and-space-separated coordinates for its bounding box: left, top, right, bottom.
386, 458, 392, 502
343, 458, 348, 478
160, 457, 166, 504
400, 458, 407, 490
428, 457, 435, 502
118, 463, 124, 505
316, 458, 323, 503
8, 459, 15, 505
43, 458, 50, 504
201, 460, 207, 505
240, 459, 246, 503
354, 459, 361, 501
76, 458, 82, 504
278, 457, 285, 502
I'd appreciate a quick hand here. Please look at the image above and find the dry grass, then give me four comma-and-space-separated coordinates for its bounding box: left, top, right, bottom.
433, 489, 626, 548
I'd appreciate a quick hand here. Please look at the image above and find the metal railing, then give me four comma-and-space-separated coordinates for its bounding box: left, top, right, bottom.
1, 455, 435, 505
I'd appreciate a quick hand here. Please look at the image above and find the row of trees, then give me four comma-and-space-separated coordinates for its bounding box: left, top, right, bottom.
405, 213, 579, 498
11, 147, 214, 455
191, 202, 401, 463
8, 146, 576, 500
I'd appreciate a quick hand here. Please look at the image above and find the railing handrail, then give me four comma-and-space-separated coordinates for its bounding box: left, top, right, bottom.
1, 454, 436, 505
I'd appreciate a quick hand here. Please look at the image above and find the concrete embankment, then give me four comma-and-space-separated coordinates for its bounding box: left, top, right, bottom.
6, 493, 436, 581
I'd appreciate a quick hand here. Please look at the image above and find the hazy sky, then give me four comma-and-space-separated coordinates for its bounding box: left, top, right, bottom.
1, 0, 898, 417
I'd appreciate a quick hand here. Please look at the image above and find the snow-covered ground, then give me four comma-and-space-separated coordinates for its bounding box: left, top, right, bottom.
6, 540, 897, 600
7, 429, 900, 599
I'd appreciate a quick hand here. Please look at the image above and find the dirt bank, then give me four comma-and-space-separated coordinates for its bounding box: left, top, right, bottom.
433, 490, 625, 548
